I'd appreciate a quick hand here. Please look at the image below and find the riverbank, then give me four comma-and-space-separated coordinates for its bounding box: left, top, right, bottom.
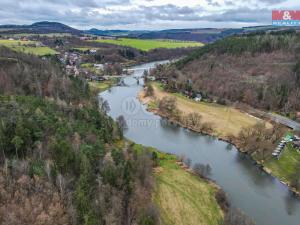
128, 143, 225, 225
154, 152, 224, 225
139, 83, 300, 196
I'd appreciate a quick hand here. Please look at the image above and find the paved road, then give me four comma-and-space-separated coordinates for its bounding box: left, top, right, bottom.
247, 107, 300, 130
266, 113, 300, 130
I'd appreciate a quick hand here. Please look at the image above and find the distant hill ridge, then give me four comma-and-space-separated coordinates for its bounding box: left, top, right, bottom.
0, 21, 81, 34
1, 21, 300, 43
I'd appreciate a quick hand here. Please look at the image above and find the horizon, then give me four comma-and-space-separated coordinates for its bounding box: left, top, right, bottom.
0, 0, 299, 30
0, 20, 273, 31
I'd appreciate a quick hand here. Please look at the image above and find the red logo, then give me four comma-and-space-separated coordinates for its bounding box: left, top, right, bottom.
272, 10, 300, 20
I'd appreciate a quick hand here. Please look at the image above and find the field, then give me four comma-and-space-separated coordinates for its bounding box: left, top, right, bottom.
0, 40, 58, 56
265, 144, 300, 185
88, 79, 117, 92
91, 38, 203, 51
141, 82, 266, 137
154, 153, 223, 225
73, 47, 99, 52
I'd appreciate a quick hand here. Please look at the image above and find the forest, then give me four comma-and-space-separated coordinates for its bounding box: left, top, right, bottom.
150, 31, 300, 119
0, 47, 158, 225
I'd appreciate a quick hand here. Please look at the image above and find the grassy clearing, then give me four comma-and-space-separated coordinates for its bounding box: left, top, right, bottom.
265, 144, 300, 184
91, 38, 203, 51
154, 152, 223, 225
144, 82, 265, 137
88, 79, 117, 92
73, 47, 98, 52
0, 40, 58, 56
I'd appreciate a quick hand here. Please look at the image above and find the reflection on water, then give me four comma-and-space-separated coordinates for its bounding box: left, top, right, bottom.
100, 61, 300, 225
285, 193, 300, 215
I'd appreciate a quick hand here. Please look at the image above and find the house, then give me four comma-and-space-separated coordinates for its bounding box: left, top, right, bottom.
147, 76, 156, 81
90, 76, 107, 82
293, 141, 300, 149
97, 36, 117, 40
94, 64, 104, 70
194, 93, 202, 102
89, 49, 97, 54
35, 42, 44, 47
80, 36, 89, 41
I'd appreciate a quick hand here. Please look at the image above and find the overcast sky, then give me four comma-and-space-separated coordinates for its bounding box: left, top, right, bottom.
0, 0, 299, 30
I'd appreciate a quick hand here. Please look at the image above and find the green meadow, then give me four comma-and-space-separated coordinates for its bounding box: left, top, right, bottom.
154, 152, 223, 225
0, 40, 58, 56
91, 38, 203, 51
265, 143, 300, 187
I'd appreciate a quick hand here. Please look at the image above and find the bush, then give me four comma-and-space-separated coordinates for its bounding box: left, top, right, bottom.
28, 160, 45, 178
145, 84, 154, 97
193, 163, 212, 178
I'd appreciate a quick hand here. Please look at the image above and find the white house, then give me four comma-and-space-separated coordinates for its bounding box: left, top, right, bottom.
90, 49, 97, 54
94, 64, 104, 70
194, 93, 202, 102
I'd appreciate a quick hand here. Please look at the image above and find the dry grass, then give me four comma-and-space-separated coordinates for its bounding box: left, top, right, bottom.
141, 83, 270, 137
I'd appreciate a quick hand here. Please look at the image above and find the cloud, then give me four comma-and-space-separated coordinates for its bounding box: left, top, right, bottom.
202, 7, 270, 23
0, 0, 295, 29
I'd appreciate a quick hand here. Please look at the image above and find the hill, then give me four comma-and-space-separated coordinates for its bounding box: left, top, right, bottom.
135, 28, 243, 43
0, 21, 81, 35
85, 28, 148, 37
149, 30, 300, 118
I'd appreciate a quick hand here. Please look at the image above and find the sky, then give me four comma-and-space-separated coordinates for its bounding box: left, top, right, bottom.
0, 0, 299, 30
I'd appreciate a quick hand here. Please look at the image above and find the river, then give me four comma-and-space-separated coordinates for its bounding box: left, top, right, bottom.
100, 61, 300, 225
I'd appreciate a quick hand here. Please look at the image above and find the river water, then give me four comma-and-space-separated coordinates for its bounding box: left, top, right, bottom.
100, 61, 300, 225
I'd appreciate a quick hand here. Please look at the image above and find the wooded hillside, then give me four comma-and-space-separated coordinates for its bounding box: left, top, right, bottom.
0, 48, 158, 225
151, 31, 300, 118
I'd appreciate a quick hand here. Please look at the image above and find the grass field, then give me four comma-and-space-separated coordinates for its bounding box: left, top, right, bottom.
91, 38, 203, 51
73, 47, 98, 52
0, 40, 58, 56
142, 82, 266, 137
88, 79, 117, 92
154, 153, 223, 225
265, 144, 300, 185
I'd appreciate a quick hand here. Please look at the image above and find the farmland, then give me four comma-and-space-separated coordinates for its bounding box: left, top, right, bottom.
0, 40, 58, 56
91, 38, 203, 51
